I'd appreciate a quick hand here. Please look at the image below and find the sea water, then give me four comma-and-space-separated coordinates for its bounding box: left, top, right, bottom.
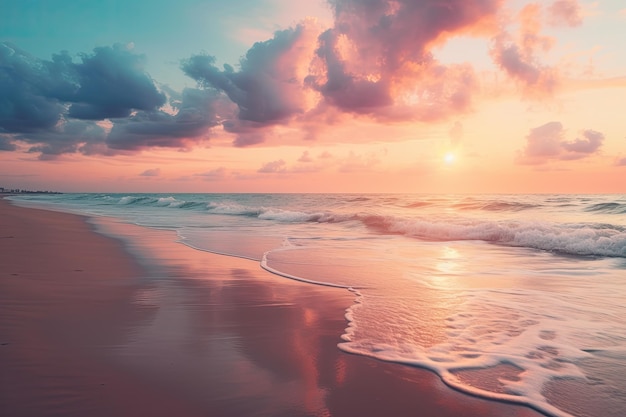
10, 193, 626, 417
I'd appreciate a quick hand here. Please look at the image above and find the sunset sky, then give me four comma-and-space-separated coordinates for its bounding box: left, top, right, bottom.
1, 0, 625, 193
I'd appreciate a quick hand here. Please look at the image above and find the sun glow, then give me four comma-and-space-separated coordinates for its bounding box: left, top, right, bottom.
444, 152, 456, 164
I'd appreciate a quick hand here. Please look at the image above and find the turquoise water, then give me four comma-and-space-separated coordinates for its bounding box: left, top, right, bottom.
10, 193, 626, 417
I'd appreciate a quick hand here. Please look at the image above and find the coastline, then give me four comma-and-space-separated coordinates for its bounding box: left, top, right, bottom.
0, 198, 544, 417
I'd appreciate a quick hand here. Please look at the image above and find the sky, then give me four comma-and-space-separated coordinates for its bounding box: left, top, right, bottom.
1, 0, 625, 194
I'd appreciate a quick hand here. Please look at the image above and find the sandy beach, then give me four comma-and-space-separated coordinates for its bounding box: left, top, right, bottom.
0, 198, 544, 417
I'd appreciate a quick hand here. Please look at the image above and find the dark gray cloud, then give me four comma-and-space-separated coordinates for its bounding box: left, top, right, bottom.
106, 88, 222, 150
20, 120, 107, 160
0, 136, 18, 151
0, 43, 165, 132
0, 42, 221, 157
67, 45, 166, 119
0, 44, 67, 133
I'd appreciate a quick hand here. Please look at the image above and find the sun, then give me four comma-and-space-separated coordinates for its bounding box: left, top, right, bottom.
444, 152, 456, 164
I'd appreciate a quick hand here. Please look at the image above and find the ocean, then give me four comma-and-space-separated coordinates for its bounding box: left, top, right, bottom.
9, 193, 626, 417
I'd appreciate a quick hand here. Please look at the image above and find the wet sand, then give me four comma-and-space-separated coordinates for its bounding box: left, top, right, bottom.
0, 198, 544, 417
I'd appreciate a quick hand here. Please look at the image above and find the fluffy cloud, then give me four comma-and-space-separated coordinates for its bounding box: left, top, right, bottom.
106, 88, 222, 150
182, 20, 319, 146
0, 42, 217, 158
561, 129, 603, 154
0, 1, 590, 157
307, 0, 500, 119
518, 121, 605, 164
67, 45, 166, 120
0, 43, 165, 134
183, 1, 503, 144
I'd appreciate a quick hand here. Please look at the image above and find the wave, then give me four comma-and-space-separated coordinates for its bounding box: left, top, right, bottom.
405, 201, 432, 209
19, 193, 625, 258
118, 195, 157, 205
114, 195, 206, 210
585, 202, 626, 214
206, 201, 353, 223
203, 201, 626, 257
125, 198, 625, 258
453, 200, 538, 212
361, 215, 626, 258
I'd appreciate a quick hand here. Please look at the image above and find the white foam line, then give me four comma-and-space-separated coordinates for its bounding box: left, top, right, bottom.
337, 341, 575, 417
260, 251, 364, 289
176, 234, 261, 262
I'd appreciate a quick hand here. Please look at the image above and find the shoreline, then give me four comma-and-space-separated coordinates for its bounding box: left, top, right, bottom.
0, 198, 544, 417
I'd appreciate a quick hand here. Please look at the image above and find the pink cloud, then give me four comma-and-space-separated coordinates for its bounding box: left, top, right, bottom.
548, 0, 583, 27
307, 0, 502, 120
490, 4, 559, 97
1, 1, 589, 158
184, 1, 506, 144
298, 151, 314, 163
258, 159, 287, 173
518, 122, 605, 164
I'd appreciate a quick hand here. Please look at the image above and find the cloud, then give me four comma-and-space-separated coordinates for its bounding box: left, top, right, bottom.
67, 45, 166, 120
0, 42, 208, 158
518, 121, 605, 164
195, 167, 227, 180
0, 43, 67, 134
548, 0, 583, 27
615, 157, 626, 167
298, 151, 313, 162
182, 20, 319, 146
0, 1, 589, 157
182, 1, 506, 143
0, 136, 17, 151
106, 88, 222, 150
19, 119, 108, 160
307, 0, 500, 119
0, 43, 165, 132
561, 129, 603, 154
490, 4, 559, 97
258, 159, 287, 173
140, 168, 161, 177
